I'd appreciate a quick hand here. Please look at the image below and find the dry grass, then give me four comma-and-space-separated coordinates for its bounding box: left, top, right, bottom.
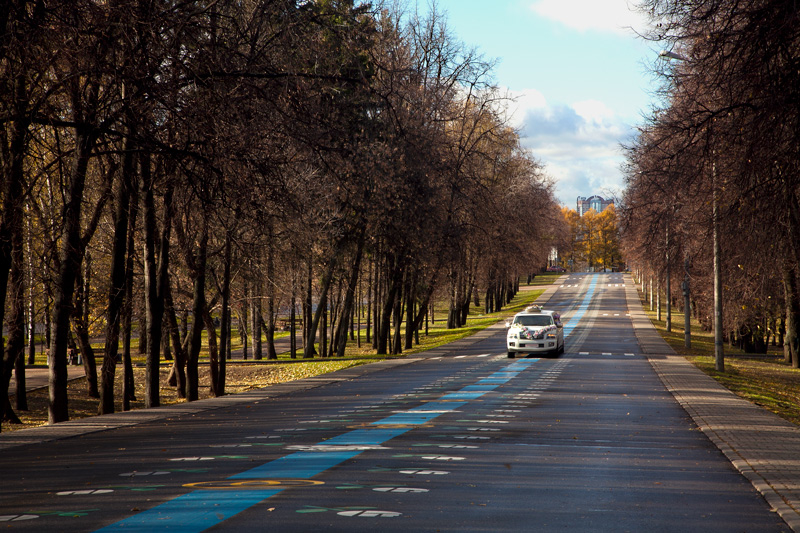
2, 361, 364, 433
638, 288, 800, 426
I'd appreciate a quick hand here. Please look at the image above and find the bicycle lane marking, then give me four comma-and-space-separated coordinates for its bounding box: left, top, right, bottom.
94, 358, 540, 532
562, 274, 598, 338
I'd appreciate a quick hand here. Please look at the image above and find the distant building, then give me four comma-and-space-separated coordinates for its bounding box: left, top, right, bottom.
577, 195, 614, 216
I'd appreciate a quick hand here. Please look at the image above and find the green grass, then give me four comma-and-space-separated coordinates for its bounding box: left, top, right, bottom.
637, 285, 800, 426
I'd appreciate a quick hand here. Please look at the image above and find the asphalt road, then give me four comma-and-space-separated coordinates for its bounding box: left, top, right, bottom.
0, 273, 789, 532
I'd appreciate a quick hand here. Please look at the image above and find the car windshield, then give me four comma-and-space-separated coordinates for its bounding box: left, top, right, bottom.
514, 315, 552, 327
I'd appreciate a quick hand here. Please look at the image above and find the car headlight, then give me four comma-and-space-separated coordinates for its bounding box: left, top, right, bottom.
546, 332, 556, 339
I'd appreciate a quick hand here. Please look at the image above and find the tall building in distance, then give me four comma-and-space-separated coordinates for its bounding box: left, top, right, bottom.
577, 195, 614, 216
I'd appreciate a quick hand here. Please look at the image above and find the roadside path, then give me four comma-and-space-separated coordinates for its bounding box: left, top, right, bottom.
624, 273, 800, 531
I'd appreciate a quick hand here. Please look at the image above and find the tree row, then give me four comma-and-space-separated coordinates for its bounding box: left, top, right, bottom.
0, 0, 564, 427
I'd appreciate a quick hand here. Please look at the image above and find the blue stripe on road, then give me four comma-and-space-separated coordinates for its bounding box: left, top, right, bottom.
230, 451, 362, 479
460, 385, 499, 392
373, 412, 443, 425
95, 489, 282, 532
408, 401, 467, 412
440, 392, 485, 400
96, 359, 540, 533
322, 427, 409, 446
563, 275, 598, 338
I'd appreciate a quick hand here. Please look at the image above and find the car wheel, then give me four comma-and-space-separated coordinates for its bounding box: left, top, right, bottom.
507, 351, 515, 358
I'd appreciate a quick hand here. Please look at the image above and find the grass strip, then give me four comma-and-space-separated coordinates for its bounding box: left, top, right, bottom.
636, 286, 800, 426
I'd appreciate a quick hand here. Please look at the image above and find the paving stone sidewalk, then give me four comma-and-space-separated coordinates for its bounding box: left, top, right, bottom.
625, 273, 800, 532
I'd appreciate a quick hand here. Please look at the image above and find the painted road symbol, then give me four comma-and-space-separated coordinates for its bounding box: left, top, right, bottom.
373, 487, 429, 493
286, 444, 387, 452
57, 490, 114, 496
338, 510, 401, 517
184, 479, 324, 490
0, 515, 38, 521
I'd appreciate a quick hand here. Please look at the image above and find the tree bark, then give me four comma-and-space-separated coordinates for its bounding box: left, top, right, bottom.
164, 281, 187, 398
121, 176, 140, 410
335, 230, 365, 358
71, 266, 99, 398
187, 224, 208, 402
306, 254, 339, 358
3, 174, 26, 419
377, 256, 402, 355
99, 135, 135, 414
142, 157, 172, 408
48, 128, 96, 424
204, 308, 220, 395
216, 232, 232, 395
266, 230, 277, 359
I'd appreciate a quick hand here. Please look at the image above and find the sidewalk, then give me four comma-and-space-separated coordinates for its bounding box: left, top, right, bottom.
625, 273, 800, 532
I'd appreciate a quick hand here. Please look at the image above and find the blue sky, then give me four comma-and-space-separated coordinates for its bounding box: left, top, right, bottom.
420, 0, 658, 207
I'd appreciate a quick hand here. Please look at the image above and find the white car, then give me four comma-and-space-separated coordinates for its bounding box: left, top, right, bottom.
506, 306, 564, 358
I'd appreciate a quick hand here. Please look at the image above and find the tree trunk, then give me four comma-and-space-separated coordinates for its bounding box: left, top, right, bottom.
26, 211, 36, 367
3, 181, 26, 419
447, 269, 458, 329
121, 173, 140, 410
303, 258, 313, 357
253, 284, 263, 361
290, 268, 297, 359
321, 292, 328, 358
204, 309, 220, 396
290, 293, 297, 358
377, 257, 402, 355
142, 157, 171, 408
48, 128, 96, 424
187, 225, 208, 402
71, 267, 99, 398
392, 278, 403, 355
216, 233, 232, 396
99, 138, 135, 414
306, 254, 339, 358
165, 281, 187, 398
366, 256, 372, 345
266, 244, 277, 360
335, 231, 365, 358
404, 270, 416, 351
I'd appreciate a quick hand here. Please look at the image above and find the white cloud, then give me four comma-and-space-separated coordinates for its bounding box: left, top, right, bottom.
529, 0, 648, 37
506, 88, 548, 129
572, 100, 615, 123
508, 89, 632, 206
